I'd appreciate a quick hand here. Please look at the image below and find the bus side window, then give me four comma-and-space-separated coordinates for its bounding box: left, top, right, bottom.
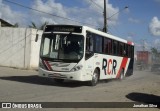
128, 45, 131, 58
109, 39, 112, 54
125, 44, 128, 57
132, 46, 134, 58
129, 45, 134, 58
104, 38, 108, 54
94, 34, 102, 53
104, 38, 112, 55
86, 32, 94, 52
126, 44, 133, 58
123, 43, 126, 56
119, 42, 123, 56
113, 40, 118, 56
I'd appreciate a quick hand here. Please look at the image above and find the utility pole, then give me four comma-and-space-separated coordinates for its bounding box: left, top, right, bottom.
142, 39, 145, 51
103, 0, 107, 33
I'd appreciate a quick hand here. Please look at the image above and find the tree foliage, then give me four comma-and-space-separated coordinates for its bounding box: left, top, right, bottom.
151, 47, 158, 56
151, 47, 160, 62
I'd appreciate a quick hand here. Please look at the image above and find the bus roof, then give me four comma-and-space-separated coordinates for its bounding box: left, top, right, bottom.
83, 25, 134, 46
45, 24, 134, 46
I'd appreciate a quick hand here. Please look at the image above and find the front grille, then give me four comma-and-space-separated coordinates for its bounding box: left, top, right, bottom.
48, 74, 67, 79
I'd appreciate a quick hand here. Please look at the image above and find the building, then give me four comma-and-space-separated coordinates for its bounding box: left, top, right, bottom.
0, 18, 14, 27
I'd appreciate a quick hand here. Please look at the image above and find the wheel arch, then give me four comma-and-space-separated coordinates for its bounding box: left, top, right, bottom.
95, 67, 100, 79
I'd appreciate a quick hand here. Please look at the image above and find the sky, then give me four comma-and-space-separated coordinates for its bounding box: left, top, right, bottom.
0, 0, 160, 52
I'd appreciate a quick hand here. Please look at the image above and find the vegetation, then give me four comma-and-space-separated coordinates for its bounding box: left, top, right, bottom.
151, 47, 159, 56
151, 47, 160, 63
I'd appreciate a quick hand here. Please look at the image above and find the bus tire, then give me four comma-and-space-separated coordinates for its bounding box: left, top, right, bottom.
119, 70, 124, 80
54, 79, 64, 83
89, 69, 99, 86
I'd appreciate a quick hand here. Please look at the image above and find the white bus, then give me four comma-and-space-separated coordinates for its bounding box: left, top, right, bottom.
38, 25, 134, 86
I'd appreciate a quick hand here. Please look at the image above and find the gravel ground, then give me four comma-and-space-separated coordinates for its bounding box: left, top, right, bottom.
0, 67, 159, 111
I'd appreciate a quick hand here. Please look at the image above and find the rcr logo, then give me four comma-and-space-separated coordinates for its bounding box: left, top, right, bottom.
102, 58, 117, 75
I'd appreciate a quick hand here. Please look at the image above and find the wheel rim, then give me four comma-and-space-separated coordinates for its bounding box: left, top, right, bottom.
120, 72, 124, 79
92, 71, 98, 84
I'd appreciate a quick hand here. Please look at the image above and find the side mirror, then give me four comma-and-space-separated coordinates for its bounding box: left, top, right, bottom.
35, 34, 39, 42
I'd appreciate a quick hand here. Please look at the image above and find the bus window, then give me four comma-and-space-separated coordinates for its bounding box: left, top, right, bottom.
119, 42, 124, 56
104, 38, 112, 55
128, 45, 131, 58
86, 32, 94, 52
104, 38, 108, 54
125, 44, 128, 57
108, 39, 112, 54
122, 43, 126, 56
94, 34, 102, 53
132, 46, 134, 58
113, 40, 118, 56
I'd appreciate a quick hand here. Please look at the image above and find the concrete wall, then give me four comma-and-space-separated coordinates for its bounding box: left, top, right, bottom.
30, 29, 42, 69
0, 27, 42, 69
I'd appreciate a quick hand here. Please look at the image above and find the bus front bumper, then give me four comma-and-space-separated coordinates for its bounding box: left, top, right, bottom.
38, 68, 90, 81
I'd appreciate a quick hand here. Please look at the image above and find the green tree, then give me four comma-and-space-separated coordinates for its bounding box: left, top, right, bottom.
151, 47, 160, 62
151, 47, 158, 56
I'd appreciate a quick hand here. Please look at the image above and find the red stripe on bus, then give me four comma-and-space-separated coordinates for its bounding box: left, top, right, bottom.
116, 57, 128, 78
127, 41, 132, 45
43, 60, 52, 71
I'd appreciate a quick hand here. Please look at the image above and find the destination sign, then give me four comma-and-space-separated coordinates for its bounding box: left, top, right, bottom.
44, 25, 82, 33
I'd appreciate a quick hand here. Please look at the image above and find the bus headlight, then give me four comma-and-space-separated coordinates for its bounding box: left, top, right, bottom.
71, 65, 83, 72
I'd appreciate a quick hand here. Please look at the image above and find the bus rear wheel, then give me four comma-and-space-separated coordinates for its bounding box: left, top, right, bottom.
89, 69, 99, 86
119, 70, 124, 80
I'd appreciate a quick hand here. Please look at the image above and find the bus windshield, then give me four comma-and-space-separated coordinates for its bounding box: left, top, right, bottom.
40, 33, 84, 61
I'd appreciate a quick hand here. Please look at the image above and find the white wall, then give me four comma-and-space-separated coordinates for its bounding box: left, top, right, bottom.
30, 29, 42, 69
0, 27, 42, 69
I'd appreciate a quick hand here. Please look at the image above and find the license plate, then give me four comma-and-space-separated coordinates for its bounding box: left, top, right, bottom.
48, 73, 61, 78
53, 73, 61, 76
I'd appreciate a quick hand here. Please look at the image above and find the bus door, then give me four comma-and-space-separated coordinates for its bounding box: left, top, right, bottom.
85, 32, 95, 77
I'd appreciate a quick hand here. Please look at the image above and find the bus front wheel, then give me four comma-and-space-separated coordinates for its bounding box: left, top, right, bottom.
89, 69, 99, 86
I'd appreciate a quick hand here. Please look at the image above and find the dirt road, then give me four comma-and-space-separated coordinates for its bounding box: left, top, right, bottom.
0, 67, 159, 111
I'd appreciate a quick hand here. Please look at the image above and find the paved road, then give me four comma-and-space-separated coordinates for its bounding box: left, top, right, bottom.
0, 67, 159, 111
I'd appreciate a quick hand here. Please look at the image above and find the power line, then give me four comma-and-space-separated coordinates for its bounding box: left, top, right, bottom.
45, 2, 100, 21
103, 6, 129, 33
89, 0, 103, 10
89, 0, 103, 15
107, 6, 128, 20
3, 0, 100, 28
3, 0, 122, 34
